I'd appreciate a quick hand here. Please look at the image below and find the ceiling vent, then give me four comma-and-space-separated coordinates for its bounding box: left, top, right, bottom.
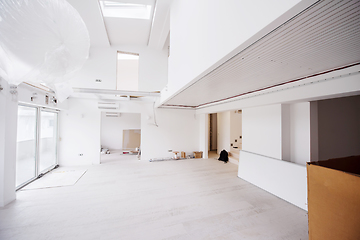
98, 102, 119, 110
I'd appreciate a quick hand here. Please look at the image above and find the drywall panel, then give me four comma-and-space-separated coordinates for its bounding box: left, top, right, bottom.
166, 0, 301, 102
123, 129, 141, 149
70, 46, 168, 92
141, 108, 199, 160
318, 95, 360, 160
289, 102, 311, 165
59, 98, 101, 166
100, 112, 141, 150
217, 111, 231, 154
0, 79, 17, 207
242, 104, 282, 159
239, 150, 307, 210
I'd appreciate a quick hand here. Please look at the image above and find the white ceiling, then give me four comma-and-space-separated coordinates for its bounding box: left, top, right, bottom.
66, 0, 359, 108
161, 0, 360, 108
67, 0, 171, 48
66, 0, 110, 47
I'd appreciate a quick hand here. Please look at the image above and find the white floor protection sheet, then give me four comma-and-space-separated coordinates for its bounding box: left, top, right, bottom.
21, 169, 87, 190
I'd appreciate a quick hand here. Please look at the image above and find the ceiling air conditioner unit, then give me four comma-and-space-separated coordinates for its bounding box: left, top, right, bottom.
98, 102, 119, 110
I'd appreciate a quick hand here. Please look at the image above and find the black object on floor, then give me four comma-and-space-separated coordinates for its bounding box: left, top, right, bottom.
218, 150, 228, 163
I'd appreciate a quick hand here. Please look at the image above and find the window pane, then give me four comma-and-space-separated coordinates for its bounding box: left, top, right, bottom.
16, 106, 37, 187
39, 111, 58, 173
99, 1, 152, 19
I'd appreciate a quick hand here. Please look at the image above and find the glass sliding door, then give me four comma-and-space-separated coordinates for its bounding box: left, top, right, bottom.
39, 110, 58, 173
16, 105, 59, 189
16, 106, 38, 188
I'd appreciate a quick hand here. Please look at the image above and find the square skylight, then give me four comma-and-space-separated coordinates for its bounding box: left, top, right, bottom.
99, 1, 152, 19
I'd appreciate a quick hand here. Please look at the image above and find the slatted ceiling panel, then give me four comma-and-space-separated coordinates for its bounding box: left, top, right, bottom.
203, 6, 359, 85
163, 0, 360, 108
226, 0, 358, 103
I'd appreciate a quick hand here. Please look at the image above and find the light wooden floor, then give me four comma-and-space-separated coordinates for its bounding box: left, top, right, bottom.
0, 153, 308, 240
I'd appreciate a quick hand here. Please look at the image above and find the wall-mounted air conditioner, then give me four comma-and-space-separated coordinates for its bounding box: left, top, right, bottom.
98, 102, 119, 110
105, 112, 121, 117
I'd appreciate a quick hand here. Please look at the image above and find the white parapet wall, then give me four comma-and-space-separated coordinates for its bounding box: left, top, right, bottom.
238, 150, 307, 211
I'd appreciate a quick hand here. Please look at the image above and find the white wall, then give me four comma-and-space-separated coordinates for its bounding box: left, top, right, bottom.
0, 79, 17, 207
281, 104, 291, 161
289, 102, 311, 165
138, 47, 168, 92
242, 104, 282, 159
70, 47, 117, 90
317, 95, 360, 160
117, 58, 139, 91
242, 103, 312, 164
217, 111, 231, 154
230, 110, 242, 149
59, 98, 101, 166
198, 113, 209, 159
70, 46, 168, 92
59, 98, 200, 163
17, 83, 67, 110
141, 108, 199, 160
101, 112, 141, 150
238, 151, 307, 211
165, 0, 301, 102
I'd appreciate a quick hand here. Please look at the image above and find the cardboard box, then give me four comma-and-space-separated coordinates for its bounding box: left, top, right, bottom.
181, 152, 186, 158
193, 151, 203, 158
307, 155, 360, 240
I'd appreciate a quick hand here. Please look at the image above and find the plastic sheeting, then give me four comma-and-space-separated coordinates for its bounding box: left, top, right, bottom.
0, 0, 90, 101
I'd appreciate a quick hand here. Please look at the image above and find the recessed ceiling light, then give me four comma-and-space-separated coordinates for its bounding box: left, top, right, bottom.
99, 1, 152, 19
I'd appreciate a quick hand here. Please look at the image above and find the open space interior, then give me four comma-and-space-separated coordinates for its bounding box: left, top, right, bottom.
1, 0, 359, 239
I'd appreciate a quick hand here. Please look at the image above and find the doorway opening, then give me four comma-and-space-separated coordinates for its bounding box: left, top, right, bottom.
100, 112, 141, 163
208, 113, 218, 159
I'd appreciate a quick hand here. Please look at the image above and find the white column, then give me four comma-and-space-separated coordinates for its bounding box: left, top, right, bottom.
310, 101, 319, 161
198, 113, 209, 159
0, 80, 18, 207
289, 102, 312, 165
281, 104, 291, 161
217, 111, 231, 155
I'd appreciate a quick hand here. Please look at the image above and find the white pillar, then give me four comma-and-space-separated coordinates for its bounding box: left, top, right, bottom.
281, 104, 291, 161
310, 101, 319, 161
0, 79, 18, 207
198, 113, 209, 159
